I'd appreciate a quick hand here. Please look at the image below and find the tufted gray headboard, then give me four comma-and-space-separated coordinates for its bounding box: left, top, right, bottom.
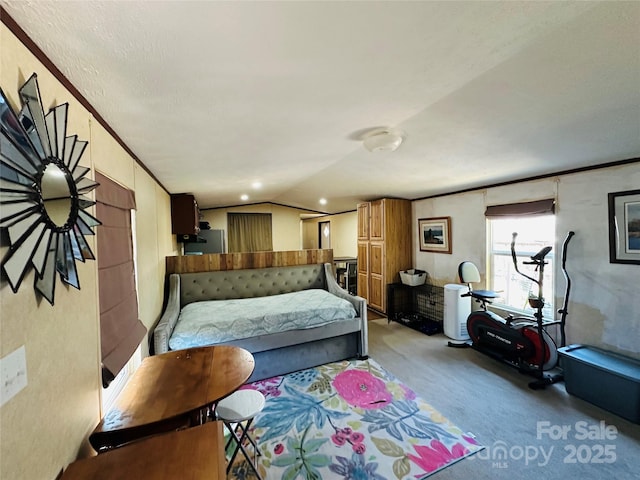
152, 262, 367, 357
179, 263, 327, 307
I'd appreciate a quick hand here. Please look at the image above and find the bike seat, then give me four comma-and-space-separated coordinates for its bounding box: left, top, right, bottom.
458, 261, 500, 302
458, 261, 481, 283
468, 289, 499, 300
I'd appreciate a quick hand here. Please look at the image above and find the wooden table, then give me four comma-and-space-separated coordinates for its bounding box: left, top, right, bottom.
89, 345, 254, 452
63, 422, 225, 479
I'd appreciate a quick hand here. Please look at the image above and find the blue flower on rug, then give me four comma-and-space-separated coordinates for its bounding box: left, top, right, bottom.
229, 358, 483, 480
329, 453, 386, 480
360, 400, 457, 442
287, 368, 319, 387
258, 384, 350, 442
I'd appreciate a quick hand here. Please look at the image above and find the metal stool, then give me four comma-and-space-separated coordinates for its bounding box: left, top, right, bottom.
215, 389, 265, 479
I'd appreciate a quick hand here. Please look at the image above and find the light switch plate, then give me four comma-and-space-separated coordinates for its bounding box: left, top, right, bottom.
1, 345, 28, 407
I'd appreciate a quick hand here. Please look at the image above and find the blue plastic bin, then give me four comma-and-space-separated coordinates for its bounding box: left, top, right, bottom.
558, 344, 640, 424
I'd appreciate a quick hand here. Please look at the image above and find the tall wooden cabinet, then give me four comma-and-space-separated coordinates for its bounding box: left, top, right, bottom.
357, 198, 412, 313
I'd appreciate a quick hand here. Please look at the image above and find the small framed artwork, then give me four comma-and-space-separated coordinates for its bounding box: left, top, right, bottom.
418, 216, 452, 253
608, 189, 640, 265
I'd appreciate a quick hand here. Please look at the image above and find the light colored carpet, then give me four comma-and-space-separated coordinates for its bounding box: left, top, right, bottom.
367, 319, 640, 479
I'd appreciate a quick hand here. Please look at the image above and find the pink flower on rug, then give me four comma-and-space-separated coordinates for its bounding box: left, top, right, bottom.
331, 433, 347, 446
332, 370, 392, 409
352, 442, 366, 454
408, 440, 469, 474
274, 443, 284, 455
401, 384, 417, 400
264, 385, 281, 397
254, 376, 282, 386
463, 434, 478, 445
241, 378, 282, 397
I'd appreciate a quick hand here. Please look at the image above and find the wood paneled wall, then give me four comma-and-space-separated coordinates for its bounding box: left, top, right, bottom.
166, 249, 334, 274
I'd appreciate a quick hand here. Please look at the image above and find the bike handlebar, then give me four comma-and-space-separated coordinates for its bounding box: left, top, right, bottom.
561, 231, 575, 272
558, 231, 575, 313
511, 232, 548, 286
557, 231, 575, 347
510, 232, 519, 271
511, 231, 575, 302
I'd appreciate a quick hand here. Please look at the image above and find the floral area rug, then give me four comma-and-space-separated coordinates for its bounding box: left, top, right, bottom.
227, 358, 483, 479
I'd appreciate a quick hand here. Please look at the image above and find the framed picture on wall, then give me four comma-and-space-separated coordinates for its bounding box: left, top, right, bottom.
418, 217, 452, 253
608, 189, 640, 265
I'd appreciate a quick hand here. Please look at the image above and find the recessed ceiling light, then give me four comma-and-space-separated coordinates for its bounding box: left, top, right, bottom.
252, 181, 262, 189
319, 198, 327, 205
241, 194, 249, 201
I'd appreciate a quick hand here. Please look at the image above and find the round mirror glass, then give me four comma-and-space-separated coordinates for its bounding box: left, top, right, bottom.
41, 162, 73, 228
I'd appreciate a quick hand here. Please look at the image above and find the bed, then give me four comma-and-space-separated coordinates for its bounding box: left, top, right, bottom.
153, 263, 368, 382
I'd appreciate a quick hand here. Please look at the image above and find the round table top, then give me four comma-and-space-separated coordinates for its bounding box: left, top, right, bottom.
90, 345, 254, 450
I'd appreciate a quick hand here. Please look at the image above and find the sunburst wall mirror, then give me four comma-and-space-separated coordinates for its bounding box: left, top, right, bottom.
1, 73, 100, 305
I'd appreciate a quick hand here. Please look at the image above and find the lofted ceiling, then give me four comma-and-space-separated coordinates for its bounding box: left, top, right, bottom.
2, 1, 639, 214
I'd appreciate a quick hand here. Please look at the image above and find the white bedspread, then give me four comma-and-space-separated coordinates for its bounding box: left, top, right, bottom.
168, 288, 356, 350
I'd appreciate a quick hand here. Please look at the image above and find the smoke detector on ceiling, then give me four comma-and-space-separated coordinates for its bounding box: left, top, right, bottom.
362, 128, 405, 152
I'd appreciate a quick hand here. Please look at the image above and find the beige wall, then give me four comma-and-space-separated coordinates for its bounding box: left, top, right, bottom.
413, 162, 640, 359
200, 205, 357, 258
0, 25, 175, 479
302, 212, 358, 258
200, 203, 325, 252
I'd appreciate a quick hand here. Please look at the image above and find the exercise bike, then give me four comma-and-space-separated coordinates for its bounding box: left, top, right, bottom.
451, 231, 575, 389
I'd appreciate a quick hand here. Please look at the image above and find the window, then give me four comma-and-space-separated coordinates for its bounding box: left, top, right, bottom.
101, 345, 141, 412
487, 202, 555, 319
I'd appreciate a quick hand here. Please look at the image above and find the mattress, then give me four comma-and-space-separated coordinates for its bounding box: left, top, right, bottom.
168, 288, 357, 351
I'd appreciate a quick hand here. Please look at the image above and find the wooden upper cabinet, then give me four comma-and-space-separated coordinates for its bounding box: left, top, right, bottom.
357, 202, 370, 240
171, 194, 200, 236
369, 199, 384, 241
